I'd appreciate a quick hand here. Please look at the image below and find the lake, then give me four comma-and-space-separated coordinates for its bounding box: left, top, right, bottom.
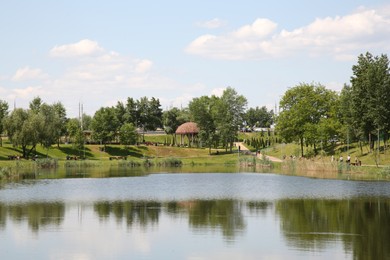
1, 170, 389, 259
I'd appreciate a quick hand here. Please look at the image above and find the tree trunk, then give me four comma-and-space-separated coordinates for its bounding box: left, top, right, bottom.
27, 145, 36, 158
300, 137, 304, 157
22, 145, 27, 158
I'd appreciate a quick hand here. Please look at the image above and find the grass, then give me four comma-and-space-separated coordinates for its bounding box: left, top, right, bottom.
1, 134, 390, 181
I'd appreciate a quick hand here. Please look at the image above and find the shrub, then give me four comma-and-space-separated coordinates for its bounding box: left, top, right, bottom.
35, 158, 58, 169
157, 157, 182, 167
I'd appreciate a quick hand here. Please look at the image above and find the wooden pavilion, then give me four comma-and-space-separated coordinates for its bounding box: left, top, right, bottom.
175, 122, 199, 147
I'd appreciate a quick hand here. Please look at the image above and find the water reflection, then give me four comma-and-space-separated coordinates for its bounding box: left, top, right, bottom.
276, 198, 390, 260
1, 171, 390, 259
0, 202, 64, 232
94, 201, 161, 228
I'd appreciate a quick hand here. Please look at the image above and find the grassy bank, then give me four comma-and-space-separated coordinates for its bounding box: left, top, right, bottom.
1, 134, 390, 181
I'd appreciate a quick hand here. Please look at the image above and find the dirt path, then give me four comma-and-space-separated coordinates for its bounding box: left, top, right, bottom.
234, 142, 283, 162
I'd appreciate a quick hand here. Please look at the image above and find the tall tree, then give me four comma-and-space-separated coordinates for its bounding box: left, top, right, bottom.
0, 100, 9, 147
5, 108, 44, 158
350, 52, 390, 151
125, 97, 138, 125
277, 83, 338, 156
216, 87, 247, 152
189, 95, 218, 154
244, 106, 274, 128
91, 107, 119, 148
52, 102, 67, 147
29, 96, 43, 113
163, 107, 187, 145
119, 123, 138, 148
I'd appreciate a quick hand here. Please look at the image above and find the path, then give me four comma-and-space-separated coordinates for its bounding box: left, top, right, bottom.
234, 142, 283, 162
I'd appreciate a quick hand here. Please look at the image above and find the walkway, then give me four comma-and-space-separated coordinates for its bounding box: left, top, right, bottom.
234, 142, 283, 162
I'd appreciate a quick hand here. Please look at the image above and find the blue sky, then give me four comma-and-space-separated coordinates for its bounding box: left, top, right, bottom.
1, 0, 389, 117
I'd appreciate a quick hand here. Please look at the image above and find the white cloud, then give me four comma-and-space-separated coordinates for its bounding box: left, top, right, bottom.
50, 39, 104, 58
13, 86, 45, 98
210, 87, 225, 97
197, 18, 226, 29
134, 59, 153, 73
186, 5, 390, 60
233, 18, 277, 39
12, 66, 48, 81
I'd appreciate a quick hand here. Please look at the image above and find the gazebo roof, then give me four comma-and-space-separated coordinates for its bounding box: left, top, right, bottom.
175, 122, 199, 134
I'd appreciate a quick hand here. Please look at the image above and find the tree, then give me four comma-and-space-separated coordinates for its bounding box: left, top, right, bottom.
115, 101, 127, 126
39, 104, 58, 154
5, 108, 44, 158
52, 102, 67, 147
216, 87, 247, 152
0, 100, 9, 147
189, 95, 218, 154
119, 123, 138, 147
277, 83, 338, 157
29, 96, 43, 113
66, 118, 81, 144
136, 97, 163, 141
125, 97, 137, 125
244, 106, 274, 128
350, 52, 390, 152
91, 107, 119, 148
162, 107, 187, 145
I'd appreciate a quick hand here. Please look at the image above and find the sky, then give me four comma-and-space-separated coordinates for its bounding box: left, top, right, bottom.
1, 0, 390, 117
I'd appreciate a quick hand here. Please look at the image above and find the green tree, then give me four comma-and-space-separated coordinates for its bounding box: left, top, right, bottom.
216, 87, 247, 152
350, 52, 390, 152
5, 108, 44, 158
119, 123, 138, 147
39, 104, 58, 154
0, 100, 9, 147
244, 106, 274, 128
91, 107, 119, 148
136, 97, 163, 141
125, 97, 138, 125
277, 83, 338, 156
189, 95, 218, 154
52, 102, 67, 147
29, 96, 43, 113
162, 107, 187, 145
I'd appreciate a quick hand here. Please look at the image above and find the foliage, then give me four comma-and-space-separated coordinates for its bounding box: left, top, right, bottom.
277, 83, 338, 157
35, 158, 58, 169
4, 108, 43, 158
0, 100, 9, 147
162, 107, 188, 145
189, 95, 218, 154
244, 106, 274, 128
119, 123, 138, 147
157, 157, 182, 167
349, 52, 390, 151
91, 107, 119, 146
216, 87, 247, 152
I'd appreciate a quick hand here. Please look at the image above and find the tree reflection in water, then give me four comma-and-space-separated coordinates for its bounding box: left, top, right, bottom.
1, 198, 389, 259
94, 201, 161, 228
0, 202, 65, 232
276, 198, 390, 260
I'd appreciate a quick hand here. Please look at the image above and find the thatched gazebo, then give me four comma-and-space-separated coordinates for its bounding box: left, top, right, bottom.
175, 122, 199, 147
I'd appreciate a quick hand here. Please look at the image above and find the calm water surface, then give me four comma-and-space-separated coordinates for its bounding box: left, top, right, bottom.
1, 171, 389, 260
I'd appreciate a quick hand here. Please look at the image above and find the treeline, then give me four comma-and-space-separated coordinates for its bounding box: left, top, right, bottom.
1, 51, 385, 158
0, 87, 274, 157
277, 52, 390, 157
